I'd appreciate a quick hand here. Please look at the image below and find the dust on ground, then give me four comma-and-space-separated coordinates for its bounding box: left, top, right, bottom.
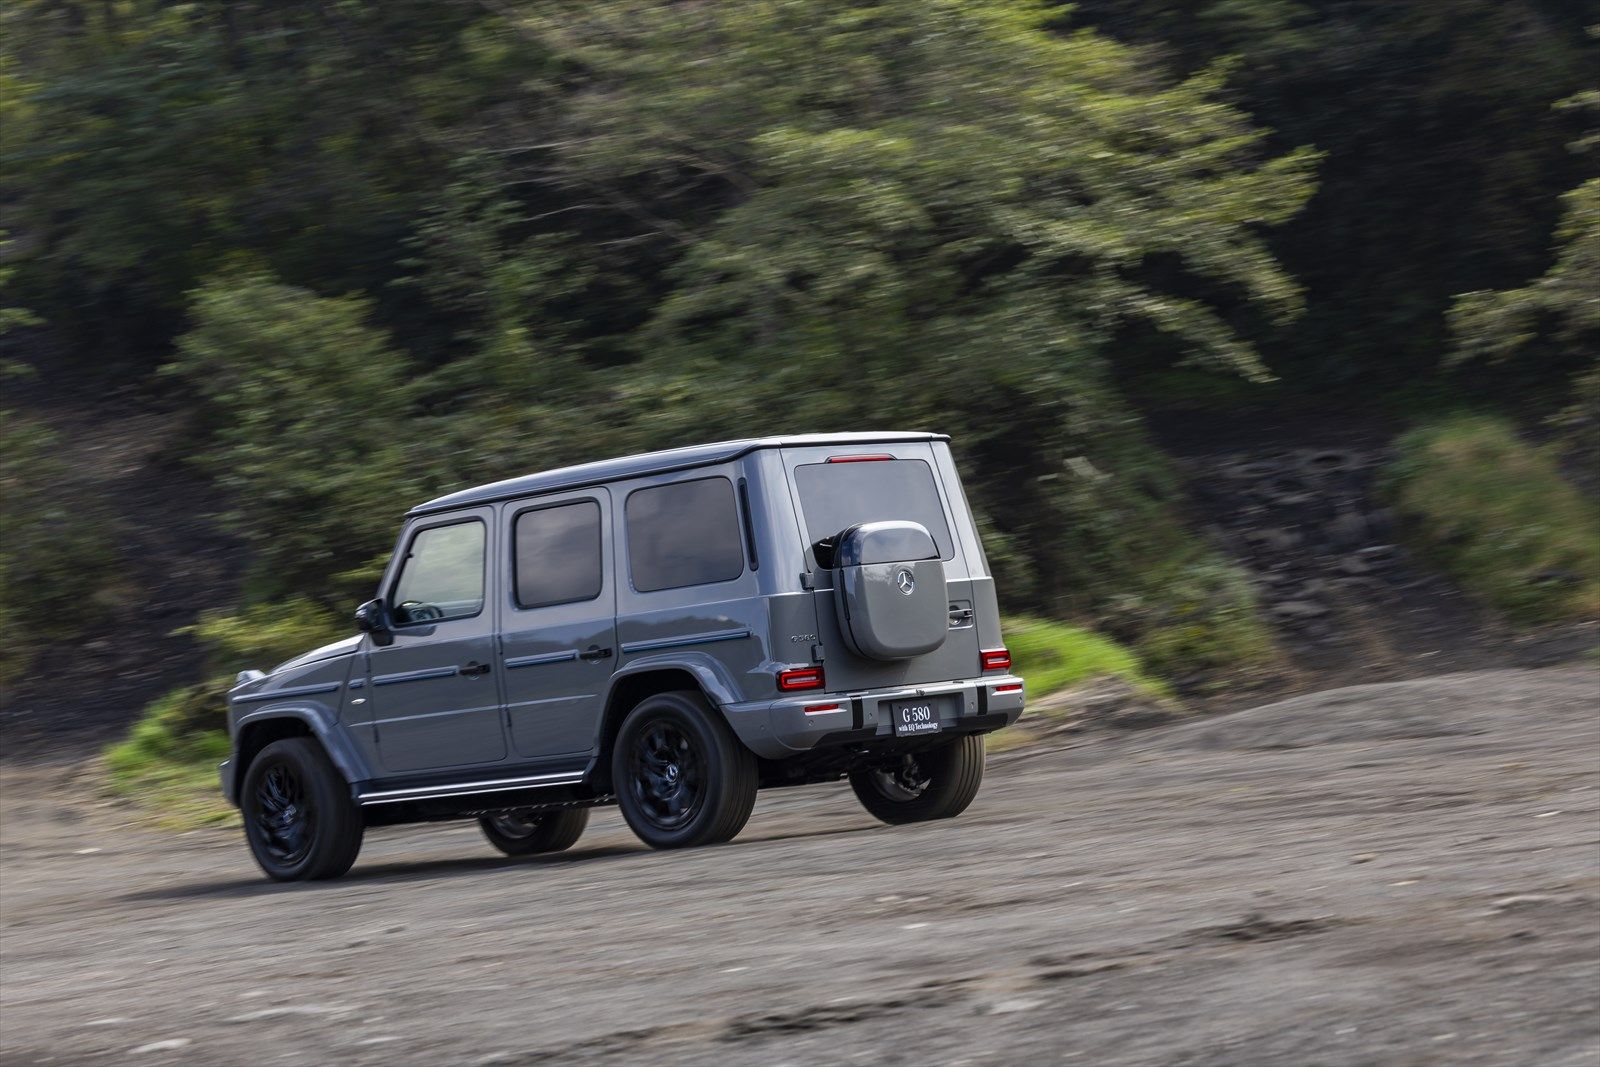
3, 668, 1597, 1066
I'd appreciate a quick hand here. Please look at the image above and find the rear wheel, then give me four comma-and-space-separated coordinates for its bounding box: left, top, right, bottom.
612, 691, 757, 849
241, 737, 363, 881
849, 734, 985, 825
478, 808, 589, 856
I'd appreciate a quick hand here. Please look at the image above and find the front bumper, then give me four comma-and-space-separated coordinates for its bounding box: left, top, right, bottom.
722, 675, 1024, 760
218, 758, 236, 806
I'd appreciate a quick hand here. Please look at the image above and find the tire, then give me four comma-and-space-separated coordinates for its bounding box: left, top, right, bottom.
611, 690, 758, 849
478, 808, 589, 856
241, 737, 363, 882
849, 734, 985, 825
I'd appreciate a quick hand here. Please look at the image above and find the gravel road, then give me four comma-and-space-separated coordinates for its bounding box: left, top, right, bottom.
3, 668, 1598, 1066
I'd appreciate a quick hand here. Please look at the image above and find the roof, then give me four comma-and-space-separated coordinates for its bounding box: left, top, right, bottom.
408, 431, 949, 516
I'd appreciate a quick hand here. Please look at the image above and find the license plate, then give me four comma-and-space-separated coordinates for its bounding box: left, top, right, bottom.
890, 698, 946, 736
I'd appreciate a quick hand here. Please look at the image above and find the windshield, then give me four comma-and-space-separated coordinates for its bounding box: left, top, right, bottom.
793, 459, 954, 561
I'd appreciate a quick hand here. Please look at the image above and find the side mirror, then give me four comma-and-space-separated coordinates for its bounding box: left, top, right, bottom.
354, 599, 393, 646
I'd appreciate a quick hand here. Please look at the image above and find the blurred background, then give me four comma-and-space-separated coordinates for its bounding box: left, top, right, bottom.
0, 1, 1595, 817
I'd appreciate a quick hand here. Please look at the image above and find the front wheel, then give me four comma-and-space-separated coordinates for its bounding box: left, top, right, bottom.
241, 737, 364, 881
612, 691, 757, 849
849, 734, 985, 825
478, 808, 589, 856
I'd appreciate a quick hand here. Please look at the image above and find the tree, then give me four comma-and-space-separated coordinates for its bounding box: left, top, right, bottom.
468, 0, 1316, 612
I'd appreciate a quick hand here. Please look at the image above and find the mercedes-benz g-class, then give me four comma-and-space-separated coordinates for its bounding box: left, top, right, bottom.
222, 432, 1024, 880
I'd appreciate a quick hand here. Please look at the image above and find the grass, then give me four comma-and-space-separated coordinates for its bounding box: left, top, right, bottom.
988, 617, 1167, 751
1006, 616, 1166, 699
1388, 415, 1600, 624
104, 685, 236, 829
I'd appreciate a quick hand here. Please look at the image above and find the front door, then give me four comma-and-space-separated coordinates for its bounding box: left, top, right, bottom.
498, 490, 618, 760
369, 508, 506, 773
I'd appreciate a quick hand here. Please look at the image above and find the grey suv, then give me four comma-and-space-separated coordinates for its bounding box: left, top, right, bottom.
222, 432, 1024, 880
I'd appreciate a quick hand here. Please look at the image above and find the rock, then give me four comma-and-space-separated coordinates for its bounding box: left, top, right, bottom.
1327, 510, 1369, 551
1297, 449, 1368, 477
1070, 678, 1185, 730
1027, 677, 1185, 732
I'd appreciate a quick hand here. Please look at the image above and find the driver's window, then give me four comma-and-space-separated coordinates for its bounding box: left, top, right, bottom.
390, 521, 485, 625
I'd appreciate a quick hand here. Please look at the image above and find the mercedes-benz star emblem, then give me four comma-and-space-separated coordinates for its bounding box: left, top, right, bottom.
895, 568, 916, 595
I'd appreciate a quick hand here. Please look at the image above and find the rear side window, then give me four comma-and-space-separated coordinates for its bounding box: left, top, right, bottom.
794, 459, 954, 560
514, 500, 603, 609
390, 521, 486, 624
626, 477, 744, 592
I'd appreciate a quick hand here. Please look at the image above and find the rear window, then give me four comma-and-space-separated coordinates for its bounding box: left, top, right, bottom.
626, 477, 745, 592
793, 459, 954, 560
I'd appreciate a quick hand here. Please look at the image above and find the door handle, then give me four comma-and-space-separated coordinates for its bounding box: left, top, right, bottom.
578, 646, 613, 661
459, 661, 492, 677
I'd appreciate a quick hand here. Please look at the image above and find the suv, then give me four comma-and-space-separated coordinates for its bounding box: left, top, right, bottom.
222, 432, 1024, 880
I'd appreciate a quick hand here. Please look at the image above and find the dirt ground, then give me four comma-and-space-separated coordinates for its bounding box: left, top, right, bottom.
2, 668, 1598, 1066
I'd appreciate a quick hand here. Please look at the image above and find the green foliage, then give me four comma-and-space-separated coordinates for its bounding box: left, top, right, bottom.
165, 274, 426, 600
1006, 617, 1166, 699
0, 412, 120, 686
187, 597, 350, 675
0, 1, 543, 361
104, 595, 353, 827
1104, 558, 1279, 680
471, 0, 1318, 617
123, 0, 1320, 635
104, 686, 235, 829
1388, 416, 1600, 624
1446, 100, 1599, 459
1448, 180, 1600, 371
1065, 0, 1598, 386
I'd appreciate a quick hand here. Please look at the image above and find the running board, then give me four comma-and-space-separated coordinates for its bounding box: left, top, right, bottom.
356, 770, 586, 806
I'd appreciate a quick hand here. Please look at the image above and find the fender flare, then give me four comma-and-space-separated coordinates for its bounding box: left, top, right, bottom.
230, 704, 366, 804
602, 651, 746, 710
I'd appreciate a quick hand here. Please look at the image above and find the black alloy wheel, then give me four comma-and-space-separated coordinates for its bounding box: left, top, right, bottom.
478, 808, 589, 856
849, 734, 986, 825
241, 737, 363, 881
611, 691, 757, 849
628, 717, 707, 831
250, 759, 315, 867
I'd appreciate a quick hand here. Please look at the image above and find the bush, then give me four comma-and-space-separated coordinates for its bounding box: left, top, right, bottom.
1006, 617, 1165, 699
104, 685, 236, 828
0, 412, 121, 687
1388, 415, 1600, 623
1102, 558, 1279, 681
165, 274, 425, 601
105, 595, 353, 826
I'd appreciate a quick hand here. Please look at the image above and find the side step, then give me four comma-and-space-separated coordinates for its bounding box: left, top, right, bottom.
356, 769, 586, 806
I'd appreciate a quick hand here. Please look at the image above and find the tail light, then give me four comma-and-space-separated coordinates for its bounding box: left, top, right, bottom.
803, 702, 843, 715
980, 647, 1011, 672
993, 683, 1023, 694
826, 454, 893, 463
777, 666, 825, 691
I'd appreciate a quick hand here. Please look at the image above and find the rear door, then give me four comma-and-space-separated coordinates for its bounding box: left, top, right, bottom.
781, 443, 983, 690
497, 490, 619, 760
369, 509, 507, 773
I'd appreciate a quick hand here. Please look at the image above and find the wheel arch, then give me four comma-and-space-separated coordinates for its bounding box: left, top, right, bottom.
231, 708, 359, 804
592, 663, 726, 793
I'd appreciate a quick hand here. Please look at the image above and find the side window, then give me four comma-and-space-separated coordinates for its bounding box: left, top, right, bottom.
513, 500, 603, 609
390, 521, 486, 625
626, 477, 744, 593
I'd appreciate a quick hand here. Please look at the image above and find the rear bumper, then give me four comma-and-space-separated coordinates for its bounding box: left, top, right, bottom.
722, 676, 1024, 759
218, 759, 236, 805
